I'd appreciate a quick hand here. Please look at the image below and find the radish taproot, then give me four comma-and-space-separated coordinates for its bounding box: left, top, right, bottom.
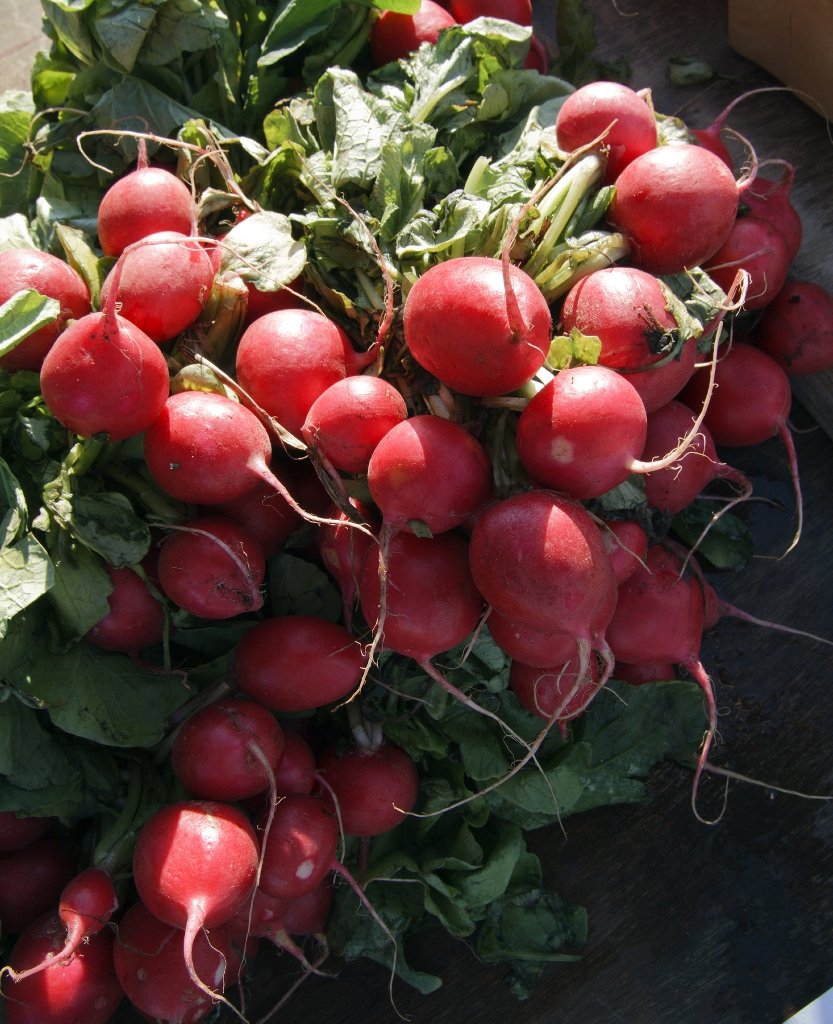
403, 255, 551, 397
0, 249, 91, 372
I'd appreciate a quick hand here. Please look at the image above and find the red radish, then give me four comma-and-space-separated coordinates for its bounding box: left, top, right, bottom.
702, 215, 791, 311
739, 161, 803, 261
620, 336, 698, 413
302, 375, 409, 475
213, 474, 303, 559
752, 278, 833, 377
0, 834, 77, 936
84, 565, 164, 652
367, 415, 493, 533
608, 143, 741, 274
243, 273, 305, 328
4, 868, 117, 983
258, 795, 339, 901
316, 742, 419, 837
317, 500, 378, 627
510, 653, 604, 725
403, 255, 551, 397
640, 399, 751, 515
0, 813, 52, 853
272, 730, 318, 796
555, 81, 657, 183
98, 231, 216, 343
235, 308, 373, 438
0, 249, 90, 372
171, 697, 286, 801
681, 343, 801, 553
39, 308, 170, 442
97, 152, 195, 258
489, 611, 580, 669
604, 544, 715, 818
156, 515, 266, 620
235, 615, 365, 712
600, 519, 649, 584
525, 33, 549, 73
112, 900, 233, 1024
614, 660, 677, 685
448, 0, 532, 24
558, 266, 681, 371
370, 1, 457, 66
131, 800, 259, 1007
2, 911, 122, 1024
227, 881, 332, 970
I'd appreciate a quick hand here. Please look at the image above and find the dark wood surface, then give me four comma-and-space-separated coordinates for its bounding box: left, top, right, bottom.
235, 4, 833, 1024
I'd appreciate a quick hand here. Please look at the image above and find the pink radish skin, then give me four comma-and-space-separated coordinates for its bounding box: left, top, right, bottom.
2, 911, 122, 1024
370, 1, 457, 66
235, 615, 365, 712
112, 900, 233, 1024
0, 834, 77, 936
4, 868, 117, 984
740, 163, 803, 261
640, 400, 751, 514
367, 415, 493, 534
558, 266, 681, 371
555, 81, 658, 183
510, 654, 604, 725
489, 611, 580, 669
0, 814, 53, 854
449, 0, 532, 24
600, 519, 649, 584
39, 310, 170, 441
316, 742, 419, 838
608, 143, 741, 274
752, 278, 833, 377
272, 730, 318, 796
235, 308, 374, 438
620, 336, 698, 413
317, 500, 378, 628
0, 249, 90, 372
403, 255, 551, 397
84, 565, 164, 652
156, 515, 266, 620
243, 273, 305, 328
302, 375, 409, 475
97, 161, 195, 258
605, 544, 715, 818
132, 800, 259, 1008
213, 475, 302, 559
258, 795, 340, 901
226, 881, 333, 970
98, 231, 216, 344
703, 215, 791, 312
614, 660, 678, 685
171, 697, 286, 802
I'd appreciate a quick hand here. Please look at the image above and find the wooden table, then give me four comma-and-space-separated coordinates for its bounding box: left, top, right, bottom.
236, 4, 833, 1023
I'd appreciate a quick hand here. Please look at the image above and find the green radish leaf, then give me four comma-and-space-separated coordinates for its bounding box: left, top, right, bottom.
667, 56, 715, 87
0, 92, 41, 216
48, 490, 152, 568
0, 290, 61, 360
269, 551, 342, 621
672, 504, 755, 571
0, 533, 55, 632
55, 223, 105, 307
219, 210, 307, 291
45, 539, 112, 640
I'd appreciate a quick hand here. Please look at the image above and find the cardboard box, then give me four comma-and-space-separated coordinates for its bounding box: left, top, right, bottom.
728, 0, 833, 119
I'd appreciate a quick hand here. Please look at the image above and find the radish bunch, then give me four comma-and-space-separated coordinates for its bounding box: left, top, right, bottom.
3, 13, 833, 1022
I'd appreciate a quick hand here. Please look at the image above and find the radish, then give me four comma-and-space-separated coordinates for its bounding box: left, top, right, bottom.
2, 911, 122, 1024
509, 654, 605, 726
171, 696, 286, 801
367, 415, 493, 534
488, 611, 581, 669
370, 1, 457, 66
751, 278, 833, 377
640, 399, 751, 515
558, 266, 682, 371
98, 231, 216, 344
702, 215, 791, 311
681, 341, 802, 553
614, 661, 677, 685
156, 515, 266, 620
739, 160, 803, 261
402, 255, 551, 397
4, 868, 117, 983
600, 519, 649, 584
84, 565, 165, 653
226, 880, 332, 971
605, 544, 716, 818
97, 150, 195, 258
316, 741, 419, 837
0, 813, 52, 853
242, 272, 305, 328
131, 800, 259, 1009
448, 0, 532, 24
468, 489, 617, 686
258, 795, 340, 901
272, 730, 318, 796
112, 899, 234, 1024
0, 249, 90, 372
554, 81, 657, 183
39, 305, 170, 442
317, 500, 378, 628
234, 615, 365, 712
0, 834, 77, 936
213, 474, 303, 559
235, 307, 374, 438
301, 375, 409, 475
621, 336, 698, 413
608, 143, 742, 274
